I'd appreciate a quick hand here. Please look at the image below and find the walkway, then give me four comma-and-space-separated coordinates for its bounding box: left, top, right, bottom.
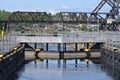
16, 32, 120, 43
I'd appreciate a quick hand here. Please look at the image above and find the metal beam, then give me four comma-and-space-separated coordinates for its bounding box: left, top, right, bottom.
92, 0, 107, 13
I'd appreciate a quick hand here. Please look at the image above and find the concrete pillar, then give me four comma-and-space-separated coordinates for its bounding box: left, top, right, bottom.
35, 51, 39, 59
35, 43, 37, 49
58, 43, 61, 52
41, 43, 44, 50
75, 59, 78, 68
59, 51, 64, 59
75, 43, 78, 52
87, 43, 89, 49
63, 43, 66, 52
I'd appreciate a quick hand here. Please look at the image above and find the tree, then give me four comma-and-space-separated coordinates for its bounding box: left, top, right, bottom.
0, 10, 11, 31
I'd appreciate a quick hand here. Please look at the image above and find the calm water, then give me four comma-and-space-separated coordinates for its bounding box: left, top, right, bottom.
14, 60, 117, 80
13, 43, 119, 80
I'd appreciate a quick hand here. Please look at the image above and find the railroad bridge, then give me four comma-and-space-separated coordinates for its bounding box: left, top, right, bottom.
0, 0, 120, 79
0, 0, 120, 31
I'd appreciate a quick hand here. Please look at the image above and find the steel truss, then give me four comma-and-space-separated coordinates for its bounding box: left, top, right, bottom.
1, 0, 120, 31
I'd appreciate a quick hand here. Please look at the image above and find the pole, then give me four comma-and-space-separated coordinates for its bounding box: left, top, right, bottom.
58, 43, 61, 52
63, 43, 66, 52
35, 43, 37, 49
46, 43, 48, 51
75, 43, 78, 52
98, 18, 99, 32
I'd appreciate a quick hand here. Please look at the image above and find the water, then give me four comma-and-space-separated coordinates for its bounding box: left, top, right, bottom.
15, 60, 116, 80
14, 43, 119, 80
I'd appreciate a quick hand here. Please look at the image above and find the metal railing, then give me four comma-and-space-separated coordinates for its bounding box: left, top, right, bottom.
1, 31, 120, 53
16, 31, 120, 43
0, 33, 19, 53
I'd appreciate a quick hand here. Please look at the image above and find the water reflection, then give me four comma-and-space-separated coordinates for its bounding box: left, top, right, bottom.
12, 60, 119, 80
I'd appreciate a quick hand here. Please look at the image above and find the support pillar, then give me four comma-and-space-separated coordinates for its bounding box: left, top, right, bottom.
35, 43, 37, 49
46, 43, 48, 51
75, 43, 78, 52
58, 43, 61, 52
87, 43, 89, 49
42, 43, 44, 51
63, 43, 66, 52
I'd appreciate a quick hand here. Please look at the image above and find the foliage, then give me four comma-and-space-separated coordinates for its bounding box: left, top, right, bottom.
0, 10, 11, 30
0, 29, 2, 34
0, 10, 11, 20
0, 10, 103, 32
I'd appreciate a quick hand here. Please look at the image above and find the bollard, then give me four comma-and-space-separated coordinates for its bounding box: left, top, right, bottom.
22, 44, 25, 48
13, 47, 17, 53
84, 48, 90, 52
0, 55, 3, 61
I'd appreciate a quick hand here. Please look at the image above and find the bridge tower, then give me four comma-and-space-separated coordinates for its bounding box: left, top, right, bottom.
92, 0, 120, 31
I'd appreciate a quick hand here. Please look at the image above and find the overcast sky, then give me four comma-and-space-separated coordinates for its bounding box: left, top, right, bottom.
0, 0, 111, 14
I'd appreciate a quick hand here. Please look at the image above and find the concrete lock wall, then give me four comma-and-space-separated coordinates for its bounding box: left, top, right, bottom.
101, 48, 120, 69
0, 46, 25, 80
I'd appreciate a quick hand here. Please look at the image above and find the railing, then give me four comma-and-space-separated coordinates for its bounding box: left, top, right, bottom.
17, 36, 63, 43
0, 31, 120, 53
1, 32, 120, 52
0, 34, 19, 53
16, 32, 120, 43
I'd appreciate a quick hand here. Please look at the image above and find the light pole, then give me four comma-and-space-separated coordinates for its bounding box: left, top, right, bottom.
113, 47, 118, 75
97, 18, 99, 32
87, 18, 89, 32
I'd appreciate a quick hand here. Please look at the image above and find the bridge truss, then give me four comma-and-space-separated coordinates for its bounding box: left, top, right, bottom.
0, 0, 120, 31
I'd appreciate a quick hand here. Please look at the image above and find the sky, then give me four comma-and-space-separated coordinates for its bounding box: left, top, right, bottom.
0, 0, 111, 14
